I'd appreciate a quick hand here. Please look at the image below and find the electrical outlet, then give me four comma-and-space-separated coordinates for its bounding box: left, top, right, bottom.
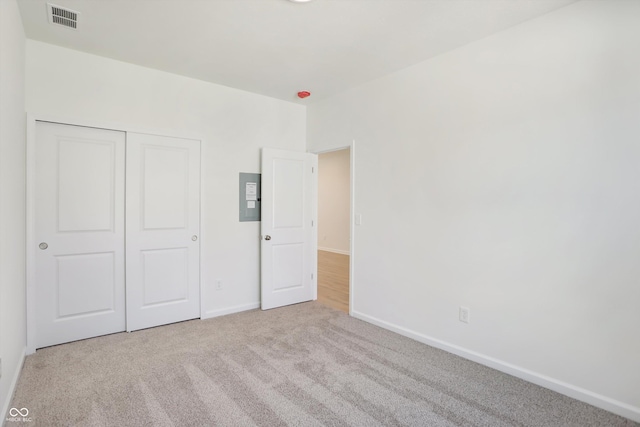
215, 279, 223, 291
459, 306, 470, 324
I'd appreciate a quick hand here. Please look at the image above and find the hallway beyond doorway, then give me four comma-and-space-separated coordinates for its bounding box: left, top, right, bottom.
317, 250, 349, 313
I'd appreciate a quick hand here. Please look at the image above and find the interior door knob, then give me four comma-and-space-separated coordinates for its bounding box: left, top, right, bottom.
265, 235, 271, 241
39, 242, 48, 250
192, 235, 198, 241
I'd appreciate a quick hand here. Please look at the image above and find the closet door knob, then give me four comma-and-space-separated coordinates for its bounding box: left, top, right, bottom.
265, 235, 271, 241
39, 242, 48, 250
192, 235, 198, 241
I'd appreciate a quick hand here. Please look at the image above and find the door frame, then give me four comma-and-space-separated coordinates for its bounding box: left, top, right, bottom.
25, 113, 205, 354
310, 140, 356, 315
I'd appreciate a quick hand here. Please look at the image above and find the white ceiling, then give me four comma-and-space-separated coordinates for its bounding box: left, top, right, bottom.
18, 0, 578, 103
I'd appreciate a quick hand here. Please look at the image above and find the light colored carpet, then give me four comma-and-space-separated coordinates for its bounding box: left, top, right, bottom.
9, 302, 637, 426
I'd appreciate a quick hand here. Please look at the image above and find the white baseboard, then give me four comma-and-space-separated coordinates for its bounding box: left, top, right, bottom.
202, 302, 260, 319
351, 310, 640, 423
318, 247, 350, 256
1, 347, 26, 423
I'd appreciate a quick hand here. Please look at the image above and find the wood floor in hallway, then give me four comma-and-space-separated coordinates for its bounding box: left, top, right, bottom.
317, 250, 349, 313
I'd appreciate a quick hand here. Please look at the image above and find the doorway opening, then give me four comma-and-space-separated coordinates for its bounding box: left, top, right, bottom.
317, 148, 351, 313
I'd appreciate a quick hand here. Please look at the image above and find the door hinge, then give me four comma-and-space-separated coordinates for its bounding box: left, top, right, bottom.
311, 220, 314, 227
311, 273, 314, 280
312, 167, 314, 173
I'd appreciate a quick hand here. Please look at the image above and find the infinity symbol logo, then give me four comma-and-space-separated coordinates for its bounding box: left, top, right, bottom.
9, 407, 29, 417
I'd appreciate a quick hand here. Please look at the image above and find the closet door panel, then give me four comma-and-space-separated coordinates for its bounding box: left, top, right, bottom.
126, 132, 201, 331
34, 121, 126, 349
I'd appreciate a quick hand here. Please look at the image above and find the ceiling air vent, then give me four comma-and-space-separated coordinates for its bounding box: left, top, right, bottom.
47, 3, 79, 30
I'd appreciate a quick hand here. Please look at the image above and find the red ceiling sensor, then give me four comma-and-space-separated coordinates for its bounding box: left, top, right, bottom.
297, 91, 311, 99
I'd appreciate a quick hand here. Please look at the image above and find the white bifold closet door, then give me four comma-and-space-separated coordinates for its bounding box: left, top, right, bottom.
34, 122, 201, 349
34, 122, 127, 349
125, 133, 201, 332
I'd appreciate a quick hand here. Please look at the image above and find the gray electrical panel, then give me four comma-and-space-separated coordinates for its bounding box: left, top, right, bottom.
239, 173, 261, 222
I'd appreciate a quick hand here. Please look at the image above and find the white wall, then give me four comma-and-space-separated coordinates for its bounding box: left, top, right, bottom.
307, 0, 640, 421
318, 149, 350, 254
25, 40, 306, 318
0, 0, 26, 417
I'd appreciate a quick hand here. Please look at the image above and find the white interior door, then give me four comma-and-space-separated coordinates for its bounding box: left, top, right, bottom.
126, 133, 201, 331
34, 122, 126, 349
261, 148, 317, 310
